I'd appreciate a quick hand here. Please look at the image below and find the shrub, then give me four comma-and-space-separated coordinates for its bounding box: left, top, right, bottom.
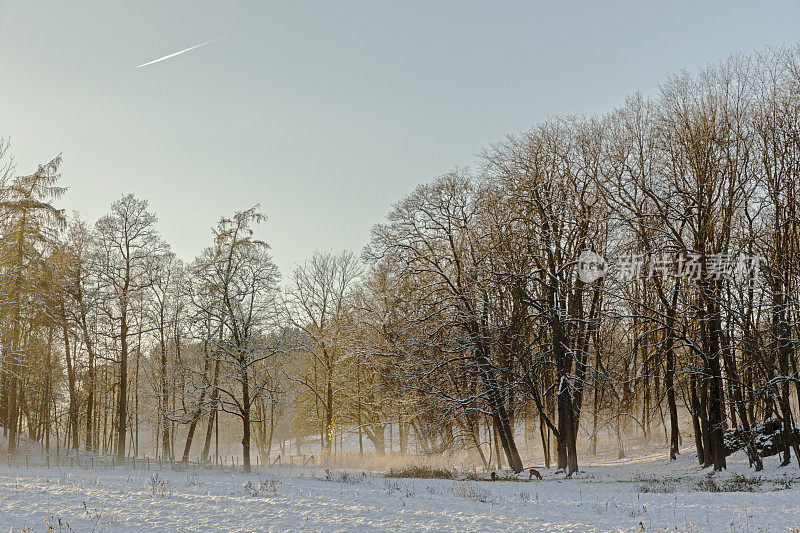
452, 481, 492, 503
386, 465, 455, 479
694, 473, 764, 492
324, 469, 366, 484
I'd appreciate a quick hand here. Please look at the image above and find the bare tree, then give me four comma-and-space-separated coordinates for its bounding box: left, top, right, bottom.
368, 172, 525, 473
286, 250, 361, 459
95, 194, 164, 461
190, 206, 281, 472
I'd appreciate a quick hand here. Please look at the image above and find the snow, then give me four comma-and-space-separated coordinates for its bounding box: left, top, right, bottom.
0, 446, 798, 531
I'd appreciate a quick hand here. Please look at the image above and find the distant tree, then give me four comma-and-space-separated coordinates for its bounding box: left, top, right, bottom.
368, 172, 526, 473
0, 152, 65, 455
190, 206, 281, 472
95, 194, 164, 461
286, 250, 360, 459
146, 249, 184, 460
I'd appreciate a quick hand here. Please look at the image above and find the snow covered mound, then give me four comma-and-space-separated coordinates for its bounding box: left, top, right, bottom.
724, 418, 800, 457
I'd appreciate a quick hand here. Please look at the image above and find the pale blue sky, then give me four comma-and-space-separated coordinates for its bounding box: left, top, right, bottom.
2, 1, 799, 276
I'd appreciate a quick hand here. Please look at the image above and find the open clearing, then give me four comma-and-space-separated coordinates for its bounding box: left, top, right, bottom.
1, 446, 799, 532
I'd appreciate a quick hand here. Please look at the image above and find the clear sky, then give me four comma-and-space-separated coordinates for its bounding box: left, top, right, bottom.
2, 1, 799, 277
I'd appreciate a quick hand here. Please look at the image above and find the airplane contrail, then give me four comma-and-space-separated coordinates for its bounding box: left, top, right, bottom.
136, 37, 221, 69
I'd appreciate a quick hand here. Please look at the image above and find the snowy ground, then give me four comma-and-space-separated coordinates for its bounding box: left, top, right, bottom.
0, 446, 799, 532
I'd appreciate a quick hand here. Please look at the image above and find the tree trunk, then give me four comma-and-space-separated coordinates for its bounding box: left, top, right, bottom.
475, 339, 523, 473
324, 375, 333, 460
60, 307, 79, 450
160, 332, 170, 461
241, 356, 252, 473
80, 314, 96, 452
663, 280, 681, 460
690, 373, 704, 465
116, 306, 129, 462
201, 357, 220, 463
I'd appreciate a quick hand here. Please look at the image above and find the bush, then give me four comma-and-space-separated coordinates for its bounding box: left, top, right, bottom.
244, 479, 278, 497
324, 469, 366, 484
724, 418, 800, 457
463, 471, 484, 481
636, 479, 677, 493
148, 472, 170, 498
723, 474, 763, 492
386, 465, 455, 479
452, 481, 492, 503
694, 473, 764, 492
694, 473, 723, 492
632, 474, 680, 493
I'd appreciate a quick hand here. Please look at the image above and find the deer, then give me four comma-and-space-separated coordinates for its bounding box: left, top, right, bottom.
489, 468, 543, 481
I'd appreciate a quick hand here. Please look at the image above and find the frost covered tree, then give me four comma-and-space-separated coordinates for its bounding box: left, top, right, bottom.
368, 172, 526, 473
0, 149, 65, 455
95, 194, 164, 461
189, 206, 281, 472
286, 250, 360, 459
145, 249, 185, 461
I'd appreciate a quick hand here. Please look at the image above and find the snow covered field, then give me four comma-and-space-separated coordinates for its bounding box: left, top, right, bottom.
1, 447, 799, 532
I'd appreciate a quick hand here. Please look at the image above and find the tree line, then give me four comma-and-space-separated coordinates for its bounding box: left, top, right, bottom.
2, 44, 800, 475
